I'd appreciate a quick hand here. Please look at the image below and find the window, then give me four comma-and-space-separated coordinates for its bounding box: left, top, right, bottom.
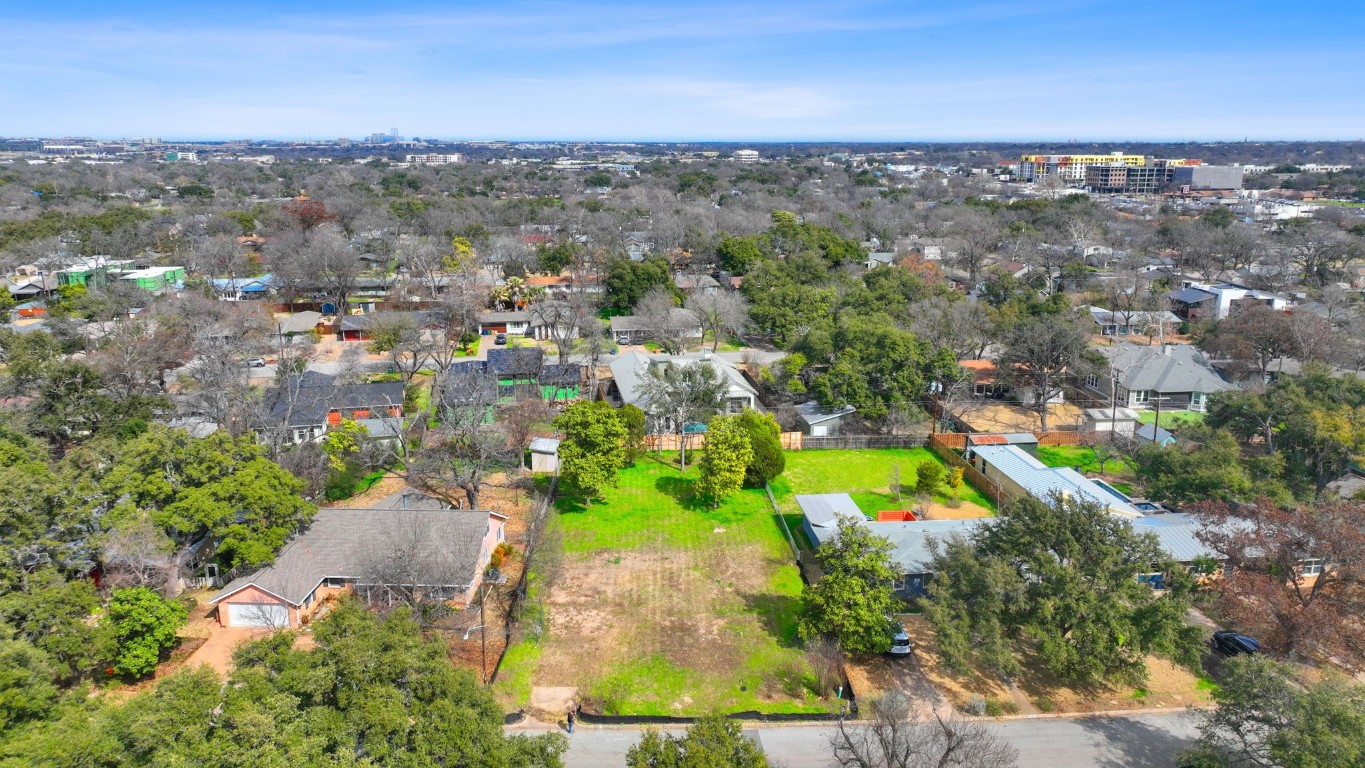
890, 578, 906, 592
1299, 559, 1325, 577
1085, 374, 1100, 389
324, 577, 347, 589
1131, 389, 1149, 404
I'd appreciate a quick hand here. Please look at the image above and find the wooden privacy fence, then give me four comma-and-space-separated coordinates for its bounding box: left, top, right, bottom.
929, 434, 1008, 510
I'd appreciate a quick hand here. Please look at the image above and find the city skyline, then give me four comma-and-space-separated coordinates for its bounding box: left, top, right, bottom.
3, 0, 1363, 141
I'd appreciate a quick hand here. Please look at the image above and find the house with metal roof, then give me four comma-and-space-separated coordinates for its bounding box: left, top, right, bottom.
210, 274, 276, 300
1085, 342, 1232, 413
968, 444, 1142, 517
209, 489, 507, 628
1086, 305, 1182, 338
796, 493, 868, 545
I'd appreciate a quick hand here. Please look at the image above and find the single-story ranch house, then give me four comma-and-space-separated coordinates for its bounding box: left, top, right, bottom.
798, 492, 1223, 598
209, 489, 507, 628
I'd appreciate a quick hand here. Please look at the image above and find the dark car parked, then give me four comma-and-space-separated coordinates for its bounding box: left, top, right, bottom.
1212, 630, 1260, 656
494, 333, 507, 345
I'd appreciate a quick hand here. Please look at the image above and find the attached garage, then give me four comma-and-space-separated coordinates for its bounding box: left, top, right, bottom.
226, 602, 289, 627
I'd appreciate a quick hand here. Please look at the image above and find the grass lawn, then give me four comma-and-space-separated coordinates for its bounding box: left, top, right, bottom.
769, 449, 996, 539
1036, 445, 1135, 478
494, 456, 828, 716
1137, 411, 1205, 429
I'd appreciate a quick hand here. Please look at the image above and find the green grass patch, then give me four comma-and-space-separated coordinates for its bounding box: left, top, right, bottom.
1196, 675, 1220, 695
1036, 445, 1134, 477
769, 448, 996, 519
530, 457, 827, 715
1137, 410, 1205, 428
491, 639, 542, 709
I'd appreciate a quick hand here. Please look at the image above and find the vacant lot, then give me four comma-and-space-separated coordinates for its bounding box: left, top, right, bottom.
494, 457, 828, 716
770, 449, 995, 546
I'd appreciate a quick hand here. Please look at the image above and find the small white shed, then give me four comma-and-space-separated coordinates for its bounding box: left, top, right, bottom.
529, 437, 561, 473
1080, 407, 1140, 436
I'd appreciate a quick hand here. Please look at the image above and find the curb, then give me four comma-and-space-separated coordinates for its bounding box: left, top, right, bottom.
504, 705, 1201, 732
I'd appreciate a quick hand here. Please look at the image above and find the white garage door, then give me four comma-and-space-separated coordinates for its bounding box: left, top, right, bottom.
227, 603, 289, 627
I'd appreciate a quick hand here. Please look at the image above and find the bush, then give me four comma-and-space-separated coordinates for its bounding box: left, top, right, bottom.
915, 461, 945, 496
107, 587, 188, 679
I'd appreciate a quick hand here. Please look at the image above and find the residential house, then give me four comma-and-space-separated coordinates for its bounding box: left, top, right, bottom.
609, 310, 704, 345
1086, 342, 1233, 413
265, 372, 404, 444
274, 311, 323, 341
797, 493, 867, 548
337, 311, 436, 342
1168, 281, 1291, 321
967, 443, 1143, 517
864, 252, 897, 270
525, 273, 603, 298
208, 488, 507, 628
119, 266, 186, 294
5, 273, 58, 302
604, 351, 760, 415
793, 402, 856, 437
478, 310, 532, 337
1087, 305, 1181, 338
673, 273, 721, 295
801, 509, 1227, 599
210, 274, 276, 300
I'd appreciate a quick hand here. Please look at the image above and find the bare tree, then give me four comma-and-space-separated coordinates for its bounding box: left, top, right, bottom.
527, 298, 582, 366
997, 315, 1093, 432
685, 290, 749, 352
1204, 306, 1295, 383
302, 224, 364, 321
357, 514, 471, 619
414, 369, 512, 509
638, 360, 726, 469
830, 693, 1018, 768
906, 297, 995, 360
100, 514, 175, 593
636, 287, 695, 354
946, 208, 1004, 286
501, 395, 550, 468
367, 314, 430, 384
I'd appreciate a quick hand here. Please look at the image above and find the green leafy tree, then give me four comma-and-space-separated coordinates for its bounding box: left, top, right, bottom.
799, 516, 899, 655
603, 255, 674, 311
322, 419, 368, 472
716, 235, 764, 275
924, 495, 1203, 687
0, 576, 114, 681
734, 409, 784, 486
0, 634, 60, 729
554, 401, 628, 504
627, 714, 768, 768
584, 171, 613, 188
695, 416, 753, 507
1135, 429, 1264, 505
617, 404, 647, 466
107, 587, 188, 679
915, 461, 945, 497
1181, 656, 1365, 768
97, 426, 315, 569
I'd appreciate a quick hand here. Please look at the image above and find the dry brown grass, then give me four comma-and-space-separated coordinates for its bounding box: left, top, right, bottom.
902, 614, 1215, 715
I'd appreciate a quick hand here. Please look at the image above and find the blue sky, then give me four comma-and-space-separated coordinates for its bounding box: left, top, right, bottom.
1, 1, 1362, 141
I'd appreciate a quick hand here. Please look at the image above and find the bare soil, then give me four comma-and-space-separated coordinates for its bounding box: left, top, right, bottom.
919, 500, 993, 520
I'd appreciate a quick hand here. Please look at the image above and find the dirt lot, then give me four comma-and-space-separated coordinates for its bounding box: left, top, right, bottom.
950, 401, 1086, 433
919, 500, 993, 519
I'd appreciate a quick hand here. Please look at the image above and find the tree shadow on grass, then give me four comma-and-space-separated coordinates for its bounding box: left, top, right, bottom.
555, 491, 599, 514
740, 592, 802, 648
654, 475, 707, 511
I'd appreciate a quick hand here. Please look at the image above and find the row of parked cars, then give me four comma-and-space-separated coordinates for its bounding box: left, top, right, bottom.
882, 625, 1259, 660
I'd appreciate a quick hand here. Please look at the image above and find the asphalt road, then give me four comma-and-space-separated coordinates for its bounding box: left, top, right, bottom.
523, 711, 1198, 768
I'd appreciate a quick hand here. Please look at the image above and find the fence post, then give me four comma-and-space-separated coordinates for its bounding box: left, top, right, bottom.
765, 483, 801, 562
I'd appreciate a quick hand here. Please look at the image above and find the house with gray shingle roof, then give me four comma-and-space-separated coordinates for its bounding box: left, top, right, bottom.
208, 488, 507, 628
1085, 342, 1232, 413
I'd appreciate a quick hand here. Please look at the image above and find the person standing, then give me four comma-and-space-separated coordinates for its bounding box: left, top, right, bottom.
566, 707, 575, 734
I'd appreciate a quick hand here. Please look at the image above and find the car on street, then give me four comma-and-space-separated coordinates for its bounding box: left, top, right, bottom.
494, 333, 507, 345
245, 357, 267, 368
1212, 630, 1260, 656
887, 619, 913, 656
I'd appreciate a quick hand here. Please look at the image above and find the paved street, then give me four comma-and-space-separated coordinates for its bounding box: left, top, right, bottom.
516, 711, 1198, 768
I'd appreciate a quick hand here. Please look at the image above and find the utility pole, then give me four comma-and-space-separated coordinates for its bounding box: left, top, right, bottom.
928, 381, 943, 435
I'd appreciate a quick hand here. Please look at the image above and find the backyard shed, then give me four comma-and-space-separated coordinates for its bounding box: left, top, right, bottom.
529, 437, 561, 473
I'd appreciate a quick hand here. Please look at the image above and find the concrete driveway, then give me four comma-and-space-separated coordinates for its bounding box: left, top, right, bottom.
179, 626, 269, 676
